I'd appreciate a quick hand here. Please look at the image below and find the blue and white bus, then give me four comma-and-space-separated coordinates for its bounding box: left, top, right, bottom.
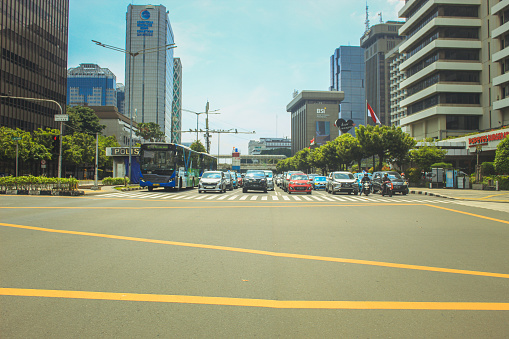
139, 143, 217, 191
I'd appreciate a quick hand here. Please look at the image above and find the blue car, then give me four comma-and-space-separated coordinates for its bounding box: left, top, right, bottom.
313, 176, 327, 190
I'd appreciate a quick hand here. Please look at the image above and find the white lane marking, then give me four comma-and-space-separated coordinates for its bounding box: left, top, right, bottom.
228, 196, 238, 200
217, 195, 228, 200
292, 196, 301, 201
194, 195, 206, 200
239, 195, 248, 200
282, 196, 290, 201
250, 196, 258, 201
206, 195, 217, 200
261, 196, 268, 201
272, 196, 279, 201
310, 196, 323, 201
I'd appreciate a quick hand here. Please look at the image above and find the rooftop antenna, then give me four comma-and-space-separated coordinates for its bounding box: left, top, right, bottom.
365, 1, 370, 33
378, 12, 383, 24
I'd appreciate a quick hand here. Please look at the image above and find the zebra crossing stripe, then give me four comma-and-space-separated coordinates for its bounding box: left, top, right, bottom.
261, 196, 268, 201
311, 196, 323, 201
217, 195, 228, 200
206, 195, 216, 200
292, 196, 301, 201
239, 196, 248, 200
282, 196, 290, 201
330, 196, 346, 201
272, 196, 279, 201
250, 196, 257, 201
194, 195, 206, 200
228, 196, 238, 200
321, 196, 335, 201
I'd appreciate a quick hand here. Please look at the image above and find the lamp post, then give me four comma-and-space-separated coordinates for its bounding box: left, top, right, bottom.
182, 102, 220, 149
92, 40, 177, 181
0, 95, 64, 178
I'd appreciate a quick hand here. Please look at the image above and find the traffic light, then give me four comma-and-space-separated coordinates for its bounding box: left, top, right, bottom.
52, 135, 60, 153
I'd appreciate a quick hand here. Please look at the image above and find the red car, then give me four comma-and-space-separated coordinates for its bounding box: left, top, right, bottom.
287, 173, 312, 194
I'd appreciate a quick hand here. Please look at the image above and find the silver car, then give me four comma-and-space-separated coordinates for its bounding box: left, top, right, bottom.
264, 170, 275, 191
326, 171, 358, 195
198, 171, 226, 193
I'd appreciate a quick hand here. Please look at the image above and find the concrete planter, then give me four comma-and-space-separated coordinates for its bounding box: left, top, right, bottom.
29, 190, 40, 195
472, 183, 486, 190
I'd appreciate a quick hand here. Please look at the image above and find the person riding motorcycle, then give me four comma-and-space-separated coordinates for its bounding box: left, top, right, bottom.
359, 173, 371, 195
381, 173, 392, 195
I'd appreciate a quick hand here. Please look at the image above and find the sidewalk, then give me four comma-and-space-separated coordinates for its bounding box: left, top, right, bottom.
410, 187, 509, 203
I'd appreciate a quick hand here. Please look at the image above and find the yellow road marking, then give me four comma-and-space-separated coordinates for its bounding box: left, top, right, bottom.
1, 288, 508, 310
477, 192, 509, 199
2, 222, 509, 279
426, 205, 509, 225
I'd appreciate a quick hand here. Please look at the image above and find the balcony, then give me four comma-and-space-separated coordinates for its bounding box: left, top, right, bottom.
400, 61, 482, 89
401, 83, 482, 107
399, 105, 483, 126
493, 46, 509, 63
493, 97, 509, 110
493, 72, 509, 87
491, 0, 509, 15
492, 20, 509, 39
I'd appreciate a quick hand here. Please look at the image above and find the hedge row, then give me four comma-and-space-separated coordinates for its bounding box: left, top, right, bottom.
102, 177, 130, 185
0, 176, 79, 191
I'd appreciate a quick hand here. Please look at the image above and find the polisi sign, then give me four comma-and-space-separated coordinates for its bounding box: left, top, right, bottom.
106, 147, 140, 157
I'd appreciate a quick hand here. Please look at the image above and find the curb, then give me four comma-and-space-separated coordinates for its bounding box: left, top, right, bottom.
410, 190, 508, 203
120, 186, 144, 192
1, 190, 85, 196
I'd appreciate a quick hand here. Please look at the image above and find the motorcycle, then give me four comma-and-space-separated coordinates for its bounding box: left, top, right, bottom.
359, 181, 370, 196
381, 181, 393, 197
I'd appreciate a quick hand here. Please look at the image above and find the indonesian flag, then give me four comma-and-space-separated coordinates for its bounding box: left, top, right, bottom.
310, 137, 315, 145
367, 102, 381, 124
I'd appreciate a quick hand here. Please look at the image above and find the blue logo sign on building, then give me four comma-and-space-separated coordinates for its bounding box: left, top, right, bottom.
137, 10, 153, 36
140, 10, 151, 20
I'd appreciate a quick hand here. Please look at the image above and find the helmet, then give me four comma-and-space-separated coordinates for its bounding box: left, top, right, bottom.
364, 173, 369, 177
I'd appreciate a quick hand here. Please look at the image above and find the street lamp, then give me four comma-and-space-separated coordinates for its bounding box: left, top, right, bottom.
0, 95, 64, 178
182, 106, 221, 141
92, 40, 177, 182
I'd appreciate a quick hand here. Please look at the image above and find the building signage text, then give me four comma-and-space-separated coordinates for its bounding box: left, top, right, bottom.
137, 10, 153, 36
468, 131, 509, 147
106, 147, 140, 156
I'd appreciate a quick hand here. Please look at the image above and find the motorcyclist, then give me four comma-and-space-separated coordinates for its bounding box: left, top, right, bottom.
359, 173, 371, 195
381, 173, 392, 195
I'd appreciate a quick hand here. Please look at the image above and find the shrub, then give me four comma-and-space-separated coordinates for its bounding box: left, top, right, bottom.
0, 176, 78, 191
430, 162, 453, 169
481, 162, 496, 176
102, 177, 129, 185
495, 136, 509, 174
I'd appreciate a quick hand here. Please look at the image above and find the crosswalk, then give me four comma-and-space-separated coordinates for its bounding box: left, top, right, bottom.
97, 191, 454, 204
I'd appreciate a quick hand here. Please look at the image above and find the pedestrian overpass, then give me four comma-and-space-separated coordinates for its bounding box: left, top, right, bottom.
217, 154, 286, 172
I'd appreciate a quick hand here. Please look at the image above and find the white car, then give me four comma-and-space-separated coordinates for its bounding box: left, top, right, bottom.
264, 170, 275, 190
198, 171, 226, 193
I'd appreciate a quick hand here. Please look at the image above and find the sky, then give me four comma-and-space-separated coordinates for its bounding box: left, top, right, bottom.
68, 0, 405, 156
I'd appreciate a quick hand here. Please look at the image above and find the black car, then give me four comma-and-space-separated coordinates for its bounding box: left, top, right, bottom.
242, 170, 267, 193
372, 171, 409, 195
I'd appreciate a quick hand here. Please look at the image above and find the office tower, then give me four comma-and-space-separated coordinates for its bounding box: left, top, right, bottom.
397, 0, 496, 139
0, 0, 69, 131
360, 21, 405, 126
171, 58, 182, 144
67, 63, 117, 107
116, 84, 125, 116
386, 46, 407, 127
125, 4, 174, 139
492, 1, 509, 128
286, 91, 344, 156
330, 46, 366, 135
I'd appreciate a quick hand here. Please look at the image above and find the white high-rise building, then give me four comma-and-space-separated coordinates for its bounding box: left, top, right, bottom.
125, 4, 175, 139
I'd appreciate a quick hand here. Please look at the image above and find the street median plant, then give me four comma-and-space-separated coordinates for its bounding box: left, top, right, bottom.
102, 177, 130, 186
0, 176, 79, 192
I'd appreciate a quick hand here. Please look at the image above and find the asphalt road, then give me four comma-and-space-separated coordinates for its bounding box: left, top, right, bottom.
1, 187, 509, 338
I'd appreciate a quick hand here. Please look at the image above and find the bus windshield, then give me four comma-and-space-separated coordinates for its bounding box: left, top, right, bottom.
141, 150, 175, 172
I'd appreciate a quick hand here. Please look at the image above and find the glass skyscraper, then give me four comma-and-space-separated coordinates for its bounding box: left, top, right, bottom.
330, 46, 366, 136
125, 4, 174, 139
67, 63, 117, 107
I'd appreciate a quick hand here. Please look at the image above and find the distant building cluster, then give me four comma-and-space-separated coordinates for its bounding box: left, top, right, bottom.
2, 0, 509, 162
248, 137, 291, 155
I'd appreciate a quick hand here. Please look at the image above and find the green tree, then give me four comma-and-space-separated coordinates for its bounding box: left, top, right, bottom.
385, 126, 417, 170
62, 132, 95, 168
356, 125, 386, 170
135, 122, 165, 142
66, 106, 105, 134
494, 136, 509, 174
409, 145, 447, 172
294, 148, 311, 173
190, 140, 206, 153
99, 135, 121, 169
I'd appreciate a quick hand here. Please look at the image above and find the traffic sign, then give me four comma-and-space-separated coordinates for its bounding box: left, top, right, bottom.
55, 114, 69, 122
41, 160, 46, 165
12, 137, 21, 141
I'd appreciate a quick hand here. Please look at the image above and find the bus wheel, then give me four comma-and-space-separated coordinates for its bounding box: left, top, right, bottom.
148, 187, 153, 192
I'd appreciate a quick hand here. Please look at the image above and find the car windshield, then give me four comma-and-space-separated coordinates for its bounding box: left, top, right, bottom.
387, 173, 402, 179
246, 172, 264, 178
315, 177, 326, 182
291, 174, 308, 180
264, 172, 273, 178
202, 172, 220, 179
334, 173, 354, 180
